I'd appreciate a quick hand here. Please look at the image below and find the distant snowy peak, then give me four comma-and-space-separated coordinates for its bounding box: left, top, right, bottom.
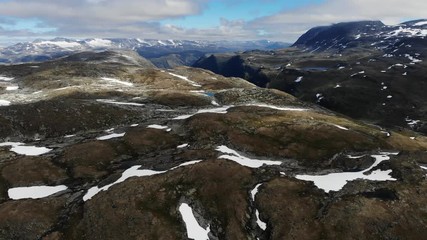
85, 38, 113, 48
8, 38, 286, 51
0, 38, 289, 64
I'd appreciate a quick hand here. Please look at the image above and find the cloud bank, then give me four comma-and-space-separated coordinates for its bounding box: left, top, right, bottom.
0, 0, 425, 45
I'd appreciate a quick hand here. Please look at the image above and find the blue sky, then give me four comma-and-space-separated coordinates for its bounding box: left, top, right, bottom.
161, 0, 324, 28
0, 0, 423, 46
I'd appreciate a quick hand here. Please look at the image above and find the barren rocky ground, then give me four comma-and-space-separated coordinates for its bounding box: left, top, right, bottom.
0, 51, 426, 239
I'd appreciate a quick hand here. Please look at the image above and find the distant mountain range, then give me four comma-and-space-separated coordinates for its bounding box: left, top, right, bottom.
0, 38, 290, 67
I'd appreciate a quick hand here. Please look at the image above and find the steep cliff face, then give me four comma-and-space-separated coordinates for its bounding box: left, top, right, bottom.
193, 53, 271, 87
292, 21, 385, 50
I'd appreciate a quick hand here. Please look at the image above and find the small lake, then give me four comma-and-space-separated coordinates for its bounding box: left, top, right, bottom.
301, 66, 329, 71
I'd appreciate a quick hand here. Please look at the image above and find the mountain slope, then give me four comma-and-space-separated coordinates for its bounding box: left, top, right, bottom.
193, 20, 427, 134
292, 19, 427, 54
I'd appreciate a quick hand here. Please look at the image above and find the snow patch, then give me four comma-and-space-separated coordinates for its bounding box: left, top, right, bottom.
173, 106, 232, 120
8, 185, 68, 200
347, 154, 366, 159
177, 143, 189, 149
147, 124, 171, 132
351, 71, 365, 77
332, 124, 349, 131
83, 166, 165, 201
0, 142, 52, 156
96, 132, 126, 141
216, 146, 282, 168
173, 104, 308, 120
414, 21, 427, 26
100, 77, 133, 87
0, 99, 11, 106
295, 76, 303, 83
83, 160, 202, 201
405, 117, 420, 127
247, 103, 308, 112
96, 99, 143, 106
385, 26, 427, 38
405, 54, 422, 63
296, 154, 397, 192
250, 184, 267, 230
316, 93, 324, 102
0, 76, 14, 81
168, 72, 202, 87
6, 86, 19, 91
179, 203, 211, 240
211, 100, 220, 106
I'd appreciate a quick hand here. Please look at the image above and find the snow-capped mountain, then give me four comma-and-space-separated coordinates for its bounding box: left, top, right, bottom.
0, 38, 289, 65
292, 19, 427, 56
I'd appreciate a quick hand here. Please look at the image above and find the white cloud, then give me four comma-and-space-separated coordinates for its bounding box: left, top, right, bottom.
0, 0, 207, 22
0, 0, 425, 44
0, 0, 211, 43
